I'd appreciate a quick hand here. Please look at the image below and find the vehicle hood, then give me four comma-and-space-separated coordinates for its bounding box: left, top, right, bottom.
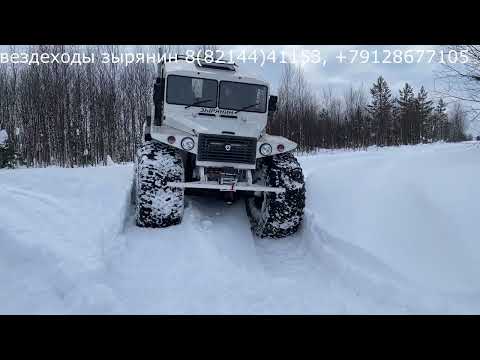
164, 109, 267, 139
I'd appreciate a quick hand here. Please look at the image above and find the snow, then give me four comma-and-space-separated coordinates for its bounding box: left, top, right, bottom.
106, 155, 115, 166
1, 141, 480, 314
0, 129, 7, 147
0, 165, 133, 313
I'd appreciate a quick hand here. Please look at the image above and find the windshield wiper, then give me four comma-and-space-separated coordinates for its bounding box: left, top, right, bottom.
185, 99, 213, 109
235, 103, 259, 113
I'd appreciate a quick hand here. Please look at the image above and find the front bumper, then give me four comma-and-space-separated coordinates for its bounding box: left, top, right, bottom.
166, 181, 285, 193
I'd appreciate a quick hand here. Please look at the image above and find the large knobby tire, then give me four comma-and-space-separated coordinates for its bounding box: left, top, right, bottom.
134, 141, 184, 228
245, 152, 306, 238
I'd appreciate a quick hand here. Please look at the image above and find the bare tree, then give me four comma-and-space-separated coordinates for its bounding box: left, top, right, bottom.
435, 45, 480, 133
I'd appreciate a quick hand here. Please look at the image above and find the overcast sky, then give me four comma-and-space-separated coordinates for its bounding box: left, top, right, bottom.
222, 45, 444, 97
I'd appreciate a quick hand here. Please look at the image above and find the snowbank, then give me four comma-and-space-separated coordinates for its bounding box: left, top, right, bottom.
0, 165, 133, 313
298, 141, 480, 293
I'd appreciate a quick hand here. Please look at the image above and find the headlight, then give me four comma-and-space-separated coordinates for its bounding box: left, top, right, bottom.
181, 137, 195, 151
259, 143, 272, 156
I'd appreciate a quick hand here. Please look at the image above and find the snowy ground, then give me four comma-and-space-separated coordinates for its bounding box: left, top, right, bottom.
1, 141, 479, 314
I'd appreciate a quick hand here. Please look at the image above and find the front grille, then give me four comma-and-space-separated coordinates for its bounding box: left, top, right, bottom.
197, 134, 257, 164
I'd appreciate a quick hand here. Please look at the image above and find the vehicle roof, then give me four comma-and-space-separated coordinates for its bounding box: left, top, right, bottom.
163, 58, 269, 86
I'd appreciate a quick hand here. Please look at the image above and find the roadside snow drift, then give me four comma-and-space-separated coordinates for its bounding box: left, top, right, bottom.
1, 141, 479, 314
0, 165, 133, 313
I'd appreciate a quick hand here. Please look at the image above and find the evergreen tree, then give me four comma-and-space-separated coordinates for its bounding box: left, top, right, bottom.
415, 86, 434, 143
397, 83, 416, 144
391, 97, 401, 145
367, 76, 394, 146
433, 98, 448, 141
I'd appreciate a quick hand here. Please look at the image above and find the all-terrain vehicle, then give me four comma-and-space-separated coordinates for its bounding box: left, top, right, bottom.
133, 56, 306, 238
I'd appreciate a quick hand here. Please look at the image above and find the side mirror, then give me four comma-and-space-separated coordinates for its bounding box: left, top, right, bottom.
153, 77, 165, 126
153, 77, 163, 102
268, 95, 278, 112
144, 115, 152, 142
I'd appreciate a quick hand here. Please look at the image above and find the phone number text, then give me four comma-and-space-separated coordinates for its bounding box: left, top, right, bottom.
192, 48, 469, 66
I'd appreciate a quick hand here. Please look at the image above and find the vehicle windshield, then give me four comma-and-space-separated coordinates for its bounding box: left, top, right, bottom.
166, 75, 217, 108
219, 81, 268, 113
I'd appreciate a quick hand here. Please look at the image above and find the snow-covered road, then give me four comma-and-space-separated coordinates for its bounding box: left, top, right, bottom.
1, 142, 479, 313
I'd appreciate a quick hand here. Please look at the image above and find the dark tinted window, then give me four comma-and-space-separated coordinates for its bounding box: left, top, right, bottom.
166, 75, 217, 108
219, 81, 268, 113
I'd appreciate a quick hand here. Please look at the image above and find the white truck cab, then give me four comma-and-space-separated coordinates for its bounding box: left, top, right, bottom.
146, 57, 297, 173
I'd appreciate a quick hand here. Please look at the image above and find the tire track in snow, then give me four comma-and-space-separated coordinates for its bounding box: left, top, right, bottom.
252, 209, 422, 313
114, 191, 426, 313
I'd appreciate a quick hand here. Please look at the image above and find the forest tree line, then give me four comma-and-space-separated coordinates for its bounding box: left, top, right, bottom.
0, 45, 155, 168
269, 62, 469, 152
0, 45, 471, 168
